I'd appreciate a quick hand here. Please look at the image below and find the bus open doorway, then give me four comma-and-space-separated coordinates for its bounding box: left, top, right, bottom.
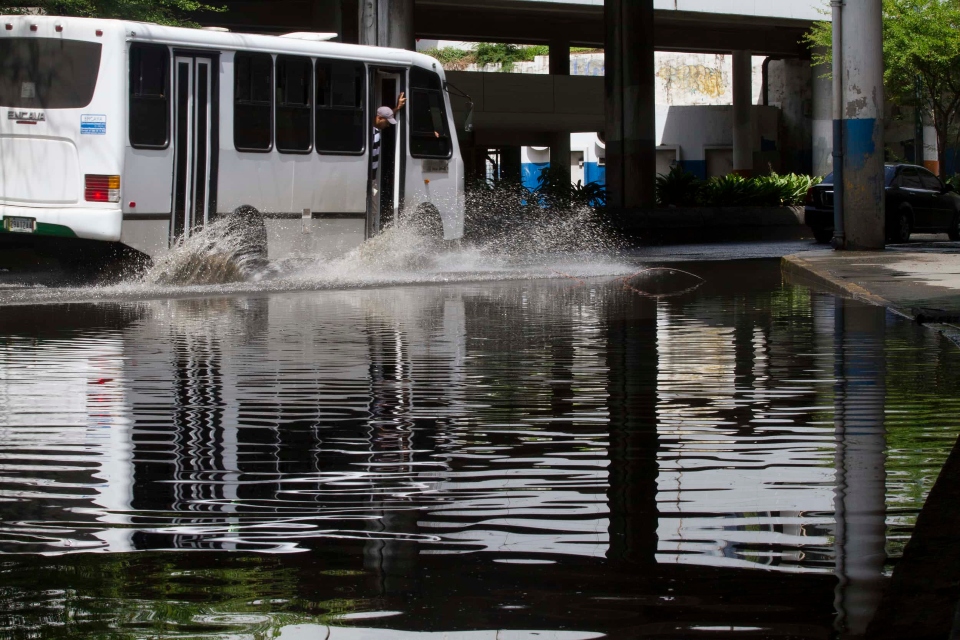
367, 69, 405, 238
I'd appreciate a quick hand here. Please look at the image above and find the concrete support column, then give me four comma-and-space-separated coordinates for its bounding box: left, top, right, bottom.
777, 59, 813, 175
549, 134, 572, 188
732, 50, 754, 175
500, 147, 522, 183
550, 40, 572, 188
812, 46, 833, 177
339, 0, 359, 44
549, 39, 570, 76
604, 0, 656, 211
840, 0, 885, 249
359, 0, 414, 49
311, 0, 342, 38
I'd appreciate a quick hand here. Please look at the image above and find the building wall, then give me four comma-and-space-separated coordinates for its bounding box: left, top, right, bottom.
457, 51, 768, 107
467, 51, 790, 184
516, 105, 780, 187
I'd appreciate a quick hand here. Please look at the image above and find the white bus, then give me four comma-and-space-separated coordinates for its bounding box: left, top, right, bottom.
0, 16, 464, 263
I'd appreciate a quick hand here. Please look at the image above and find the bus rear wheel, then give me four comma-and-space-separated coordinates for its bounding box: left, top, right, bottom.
407, 203, 444, 240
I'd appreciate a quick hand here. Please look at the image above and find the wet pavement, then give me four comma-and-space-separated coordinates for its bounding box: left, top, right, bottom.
3, 257, 960, 638
783, 238, 960, 321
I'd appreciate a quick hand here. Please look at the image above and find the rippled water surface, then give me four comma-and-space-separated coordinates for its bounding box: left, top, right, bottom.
1, 260, 960, 638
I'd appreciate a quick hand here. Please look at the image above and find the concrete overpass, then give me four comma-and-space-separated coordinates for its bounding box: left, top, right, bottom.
201, 0, 828, 207
206, 0, 822, 58
415, 0, 819, 57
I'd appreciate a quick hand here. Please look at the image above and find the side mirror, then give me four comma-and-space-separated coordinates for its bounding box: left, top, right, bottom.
945, 183, 956, 193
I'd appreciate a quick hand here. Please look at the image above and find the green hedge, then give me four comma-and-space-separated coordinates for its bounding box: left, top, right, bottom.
656, 166, 822, 208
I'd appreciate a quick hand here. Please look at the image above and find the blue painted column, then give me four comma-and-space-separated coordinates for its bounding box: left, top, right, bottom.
840, 0, 885, 250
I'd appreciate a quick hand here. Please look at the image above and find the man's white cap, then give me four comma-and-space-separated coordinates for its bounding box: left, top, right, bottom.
377, 106, 397, 125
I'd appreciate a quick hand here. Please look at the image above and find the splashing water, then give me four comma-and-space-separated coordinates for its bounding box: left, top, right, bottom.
142, 205, 270, 286
0, 204, 636, 306
274, 204, 628, 287
142, 203, 628, 288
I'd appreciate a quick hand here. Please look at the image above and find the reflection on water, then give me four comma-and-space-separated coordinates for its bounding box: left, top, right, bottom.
1, 260, 960, 638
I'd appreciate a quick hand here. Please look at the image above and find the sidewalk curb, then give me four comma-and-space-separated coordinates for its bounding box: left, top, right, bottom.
782, 254, 960, 345
780, 253, 911, 320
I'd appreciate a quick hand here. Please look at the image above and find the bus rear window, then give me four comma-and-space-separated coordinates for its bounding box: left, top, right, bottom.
129, 43, 169, 148
0, 38, 102, 109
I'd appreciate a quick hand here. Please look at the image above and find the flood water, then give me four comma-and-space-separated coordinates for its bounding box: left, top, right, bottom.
1, 259, 960, 639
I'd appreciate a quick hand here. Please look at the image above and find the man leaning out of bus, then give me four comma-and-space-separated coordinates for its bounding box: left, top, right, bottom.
371, 93, 405, 179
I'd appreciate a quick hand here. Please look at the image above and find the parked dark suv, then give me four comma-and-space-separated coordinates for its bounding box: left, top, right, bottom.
805, 164, 960, 243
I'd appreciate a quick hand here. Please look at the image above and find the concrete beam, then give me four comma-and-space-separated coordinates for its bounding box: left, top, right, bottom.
444, 71, 605, 134
202, 0, 813, 56
414, 1, 813, 56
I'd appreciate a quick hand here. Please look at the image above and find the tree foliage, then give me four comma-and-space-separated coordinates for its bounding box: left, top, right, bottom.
0, 0, 224, 26
423, 43, 578, 72
805, 0, 960, 175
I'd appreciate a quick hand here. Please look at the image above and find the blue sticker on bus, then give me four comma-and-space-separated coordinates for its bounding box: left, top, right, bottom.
80, 114, 106, 135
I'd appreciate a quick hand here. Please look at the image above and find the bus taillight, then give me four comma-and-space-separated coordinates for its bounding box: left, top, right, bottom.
84, 175, 120, 203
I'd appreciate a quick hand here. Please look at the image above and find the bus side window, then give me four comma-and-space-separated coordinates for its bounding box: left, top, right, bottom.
276, 55, 312, 153
315, 59, 365, 155
129, 43, 169, 148
234, 52, 273, 152
409, 66, 451, 159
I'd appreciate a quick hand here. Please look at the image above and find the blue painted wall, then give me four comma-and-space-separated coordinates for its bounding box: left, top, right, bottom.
584, 162, 606, 186
521, 162, 549, 191
679, 160, 707, 180
521, 162, 607, 189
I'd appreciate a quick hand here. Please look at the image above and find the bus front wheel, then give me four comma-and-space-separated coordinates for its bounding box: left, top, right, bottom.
407, 203, 444, 240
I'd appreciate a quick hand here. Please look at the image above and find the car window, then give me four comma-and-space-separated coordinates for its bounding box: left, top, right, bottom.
919, 169, 943, 191
900, 167, 922, 189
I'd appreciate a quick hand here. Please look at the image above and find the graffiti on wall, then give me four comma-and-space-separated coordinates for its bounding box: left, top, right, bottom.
570, 57, 605, 77
657, 64, 728, 101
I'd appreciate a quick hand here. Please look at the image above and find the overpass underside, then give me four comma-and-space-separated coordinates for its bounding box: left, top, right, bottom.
201, 0, 819, 210
203, 0, 812, 58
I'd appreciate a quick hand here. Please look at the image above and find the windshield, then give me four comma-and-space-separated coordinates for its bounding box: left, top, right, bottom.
0, 38, 102, 109
821, 166, 897, 186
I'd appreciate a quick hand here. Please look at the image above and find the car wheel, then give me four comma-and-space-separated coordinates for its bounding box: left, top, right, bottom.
812, 227, 833, 244
949, 214, 960, 241
892, 210, 912, 243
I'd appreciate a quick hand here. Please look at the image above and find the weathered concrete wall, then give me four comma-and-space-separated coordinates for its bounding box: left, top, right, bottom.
456, 51, 769, 107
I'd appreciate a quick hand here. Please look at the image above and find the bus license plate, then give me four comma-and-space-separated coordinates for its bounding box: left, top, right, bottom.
5, 217, 36, 233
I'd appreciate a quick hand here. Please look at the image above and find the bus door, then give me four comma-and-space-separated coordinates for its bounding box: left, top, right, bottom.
369, 69, 405, 235
171, 51, 219, 241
